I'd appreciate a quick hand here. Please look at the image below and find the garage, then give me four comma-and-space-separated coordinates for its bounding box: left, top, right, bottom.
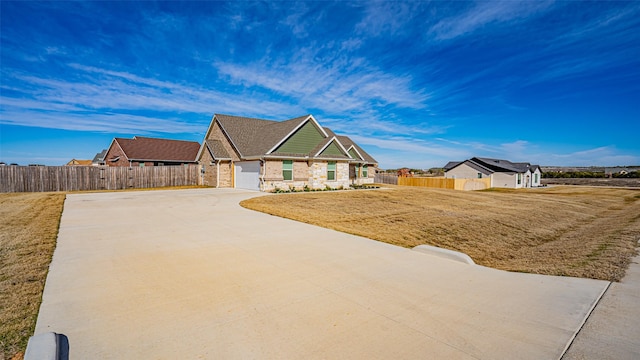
234, 161, 261, 191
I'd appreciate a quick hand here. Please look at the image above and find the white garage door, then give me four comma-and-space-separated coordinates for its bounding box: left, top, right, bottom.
234, 161, 261, 191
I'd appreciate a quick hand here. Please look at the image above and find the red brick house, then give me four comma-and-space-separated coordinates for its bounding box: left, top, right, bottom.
104, 136, 200, 167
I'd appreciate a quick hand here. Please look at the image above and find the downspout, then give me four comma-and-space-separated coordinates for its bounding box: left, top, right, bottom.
260, 158, 266, 191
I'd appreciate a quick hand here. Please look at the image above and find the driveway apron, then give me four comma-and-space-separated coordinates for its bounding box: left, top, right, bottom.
35, 188, 609, 359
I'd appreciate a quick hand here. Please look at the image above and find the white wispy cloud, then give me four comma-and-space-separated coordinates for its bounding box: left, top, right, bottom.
214, 55, 429, 112
0, 110, 202, 134
355, 1, 421, 37
349, 134, 469, 158
429, 0, 554, 40
0, 65, 299, 133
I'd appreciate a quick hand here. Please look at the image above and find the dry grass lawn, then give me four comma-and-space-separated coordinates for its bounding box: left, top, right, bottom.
0, 193, 65, 360
242, 185, 640, 282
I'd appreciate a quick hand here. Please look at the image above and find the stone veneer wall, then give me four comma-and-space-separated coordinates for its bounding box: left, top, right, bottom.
309, 161, 349, 189
199, 147, 216, 187
262, 160, 350, 191
218, 161, 233, 188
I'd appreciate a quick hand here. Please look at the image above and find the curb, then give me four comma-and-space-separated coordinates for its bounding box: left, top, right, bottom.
24, 332, 69, 360
412, 245, 475, 265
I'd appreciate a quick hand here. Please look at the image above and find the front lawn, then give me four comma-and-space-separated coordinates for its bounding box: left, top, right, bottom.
241, 185, 640, 281
0, 193, 65, 360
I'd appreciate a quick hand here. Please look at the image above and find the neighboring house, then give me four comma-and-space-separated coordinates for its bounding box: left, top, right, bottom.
444, 157, 541, 189
104, 136, 200, 167
66, 159, 93, 166
197, 114, 378, 191
92, 149, 107, 166
605, 167, 640, 177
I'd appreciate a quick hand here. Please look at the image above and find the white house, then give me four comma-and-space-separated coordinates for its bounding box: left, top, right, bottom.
444, 157, 541, 189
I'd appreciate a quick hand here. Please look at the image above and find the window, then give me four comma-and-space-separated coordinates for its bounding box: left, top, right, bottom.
477, 172, 482, 179
363, 165, 368, 178
355, 164, 360, 178
327, 162, 336, 181
517, 173, 522, 184
283, 160, 293, 181
534, 173, 539, 183
139, 163, 145, 167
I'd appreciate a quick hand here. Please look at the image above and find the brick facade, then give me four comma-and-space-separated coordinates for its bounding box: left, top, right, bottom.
262, 160, 350, 191
199, 148, 216, 186
197, 114, 378, 191
104, 141, 130, 167
349, 164, 375, 185
201, 122, 239, 187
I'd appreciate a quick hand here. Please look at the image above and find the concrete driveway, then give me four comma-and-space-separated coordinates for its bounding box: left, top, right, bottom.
35, 188, 609, 359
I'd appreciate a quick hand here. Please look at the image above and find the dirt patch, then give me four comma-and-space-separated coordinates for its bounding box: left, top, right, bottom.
242, 185, 640, 282
0, 193, 65, 359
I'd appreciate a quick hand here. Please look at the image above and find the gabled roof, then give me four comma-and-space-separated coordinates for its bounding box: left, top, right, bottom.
208, 114, 377, 164
443, 161, 462, 171
92, 149, 107, 163
307, 127, 350, 159
472, 157, 524, 173
66, 159, 93, 166
114, 136, 200, 162
267, 115, 328, 154
336, 135, 377, 164
205, 139, 231, 160
446, 157, 540, 174
214, 114, 316, 158
445, 159, 494, 174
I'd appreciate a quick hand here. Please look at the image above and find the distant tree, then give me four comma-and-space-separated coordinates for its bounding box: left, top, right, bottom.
542, 171, 605, 178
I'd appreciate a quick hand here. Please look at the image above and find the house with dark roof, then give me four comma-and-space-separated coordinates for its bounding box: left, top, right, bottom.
197, 114, 378, 191
104, 136, 200, 167
91, 149, 107, 166
444, 157, 541, 189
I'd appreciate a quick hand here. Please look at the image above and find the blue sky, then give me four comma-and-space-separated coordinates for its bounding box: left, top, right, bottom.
1, 1, 639, 168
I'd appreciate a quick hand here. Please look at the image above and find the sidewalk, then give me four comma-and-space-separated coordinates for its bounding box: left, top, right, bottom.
563, 253, 640, 359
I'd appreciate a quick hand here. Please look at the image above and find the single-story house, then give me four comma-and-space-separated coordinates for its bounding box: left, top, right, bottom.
104, 136, 200, 167
444, 157, 541, 189
197, 114, 378, 191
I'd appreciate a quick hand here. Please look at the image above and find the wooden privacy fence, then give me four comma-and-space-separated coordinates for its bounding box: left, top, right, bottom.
399, 176, 455, 189
0, 165, 202, 193
398, 176, 492, 191
374, 172, 399, 185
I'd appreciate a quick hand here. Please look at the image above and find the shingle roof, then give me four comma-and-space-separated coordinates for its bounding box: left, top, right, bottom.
205, 139, 231, 160
464, 159, 495, 174
443, 161, 462, 171
115, 136, 200, 162
66, 159, 93, 166
473, 157, 525, 173
92, 149, 107, 163
336, 135, 377, 164
452, 157, 541, 173
215, 114, 308, 157
211, 114, 377, 163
